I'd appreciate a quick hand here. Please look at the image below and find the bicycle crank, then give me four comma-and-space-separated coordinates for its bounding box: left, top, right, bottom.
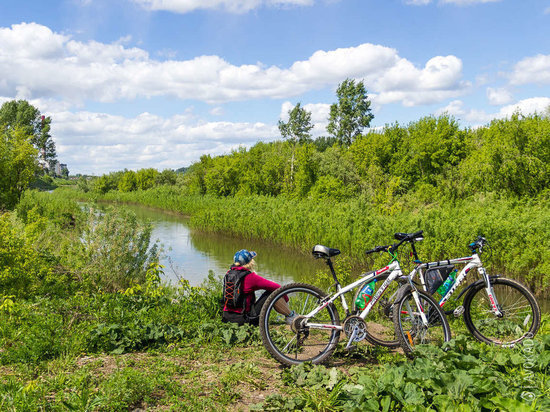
343, 315, 367, 349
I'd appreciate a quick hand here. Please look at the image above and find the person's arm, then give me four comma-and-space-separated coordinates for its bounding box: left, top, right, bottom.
243, 273, 289, 306
243, 272, 281, 293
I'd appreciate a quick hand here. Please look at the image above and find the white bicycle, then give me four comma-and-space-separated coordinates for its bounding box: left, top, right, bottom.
259, 232, 451, 366
398, 234, 541, 348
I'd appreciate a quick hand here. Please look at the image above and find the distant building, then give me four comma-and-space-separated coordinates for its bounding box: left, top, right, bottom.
48, 161, 69, 177
53, 162, 62, 176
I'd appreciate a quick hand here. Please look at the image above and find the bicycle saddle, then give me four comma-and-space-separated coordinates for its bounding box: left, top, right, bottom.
312, 245, 341, 259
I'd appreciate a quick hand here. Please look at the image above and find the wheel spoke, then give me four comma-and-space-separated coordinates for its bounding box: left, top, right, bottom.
260, 284, 341, 366
465, 279, 540, 345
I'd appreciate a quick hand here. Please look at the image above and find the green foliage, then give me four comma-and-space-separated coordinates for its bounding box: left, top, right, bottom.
0, 213, 63, 298
155, 168, 177, 185
461, 113, 550, 197
327, 78, 374, 146
16, 189, 81, 226
92, 173, 118, 194
77, 175, 91, 192
0, 99, 56, 165
260, 334, 550, 411
56, 206, 159, 292
136, 168, 159, 190
278, 102, 314, 145
0, 127, 38, 209
118, 169, 137, 192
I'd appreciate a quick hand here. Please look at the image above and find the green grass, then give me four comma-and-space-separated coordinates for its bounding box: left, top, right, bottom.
1, 282, 548, 411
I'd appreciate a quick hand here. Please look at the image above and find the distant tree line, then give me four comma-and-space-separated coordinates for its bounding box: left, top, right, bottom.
89, 111, 550, 207
87, 78, 550, 204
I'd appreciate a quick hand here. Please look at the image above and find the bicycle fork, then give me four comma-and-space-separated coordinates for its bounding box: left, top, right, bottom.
480, 267, 503, 317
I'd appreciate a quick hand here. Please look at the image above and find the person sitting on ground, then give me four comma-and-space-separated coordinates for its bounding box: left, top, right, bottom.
222, 249, 296, 326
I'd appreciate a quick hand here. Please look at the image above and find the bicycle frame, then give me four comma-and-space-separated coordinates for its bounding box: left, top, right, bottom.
304, 260, 430, 332
410, 252, 503, 317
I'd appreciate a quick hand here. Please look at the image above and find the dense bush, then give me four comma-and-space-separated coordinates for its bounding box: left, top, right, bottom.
258, 334, 550, 411
0, 212, 66, 298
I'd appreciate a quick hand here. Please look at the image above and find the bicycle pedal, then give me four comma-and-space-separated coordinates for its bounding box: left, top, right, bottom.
453, 306, 464, 317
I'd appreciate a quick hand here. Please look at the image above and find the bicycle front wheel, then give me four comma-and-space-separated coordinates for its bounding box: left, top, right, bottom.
463, 278, 541, 346
259, 283, 341, 366
393, 288, 451, 357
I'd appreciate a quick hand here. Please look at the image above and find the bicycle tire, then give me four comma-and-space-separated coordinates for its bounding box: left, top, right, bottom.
259, 283, 341, 366
393, 287, 452, 357
352, 274, 401, 348
463, 277, 541, 346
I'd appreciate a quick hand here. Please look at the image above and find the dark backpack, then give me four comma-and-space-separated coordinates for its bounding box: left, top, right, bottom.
425, 265, 455, 294
223, 267, 252, 311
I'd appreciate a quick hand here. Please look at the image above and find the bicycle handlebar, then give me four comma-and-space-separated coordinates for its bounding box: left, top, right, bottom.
468, 235, 487, 253
365, 245, 391, 255
365, 230, 424, 256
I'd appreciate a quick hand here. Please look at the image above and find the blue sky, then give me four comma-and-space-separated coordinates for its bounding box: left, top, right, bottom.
1, 0, 549, 174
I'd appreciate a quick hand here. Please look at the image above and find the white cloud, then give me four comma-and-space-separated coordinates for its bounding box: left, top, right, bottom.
498, 97, 550, 118
0, 23, 469, 108
405, 0, 432, 5
209, 106, 225, 116
545, 7, 550, 15
371, 55, 470, 106
486, 87, 512, 105
509, 54, 550, 85
437, 97, 550, 125
132, 0, 314, 14
48, 109, 279, 174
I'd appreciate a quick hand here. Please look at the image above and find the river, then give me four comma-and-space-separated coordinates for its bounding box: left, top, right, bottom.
119, 204, 327, 287
119, 203, 549, 312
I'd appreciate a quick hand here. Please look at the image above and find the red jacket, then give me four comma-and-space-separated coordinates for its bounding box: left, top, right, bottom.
223, 268, 283, 313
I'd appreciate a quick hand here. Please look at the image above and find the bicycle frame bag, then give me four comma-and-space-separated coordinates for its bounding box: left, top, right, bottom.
223, 267, 251, 311
425, 265, 454, 294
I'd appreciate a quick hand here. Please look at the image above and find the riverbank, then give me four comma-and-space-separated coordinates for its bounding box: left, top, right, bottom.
53, 186, 550, 297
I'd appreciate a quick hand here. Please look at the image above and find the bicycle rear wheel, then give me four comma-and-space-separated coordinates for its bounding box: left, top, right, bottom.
352, 274, 400, 348
259, 283, 341, 366
393, 288, 451, 357
463, 278, 540, 346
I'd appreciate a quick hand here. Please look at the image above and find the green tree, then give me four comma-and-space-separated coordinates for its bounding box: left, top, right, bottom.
278, 103, 314, 191
391, 115, 465, 188
327, 79, 374, 146
0, 127, 38, 209
136, 168, 159, 190
155, 169, 177, 186
119, 170, 137, 192
0, 100, 56, 168
93, 174, 117, 195
461, 113, 550, 197
278, 103, 314, 145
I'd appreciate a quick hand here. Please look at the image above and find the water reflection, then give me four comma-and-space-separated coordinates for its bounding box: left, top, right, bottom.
118, 204, 326, 286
